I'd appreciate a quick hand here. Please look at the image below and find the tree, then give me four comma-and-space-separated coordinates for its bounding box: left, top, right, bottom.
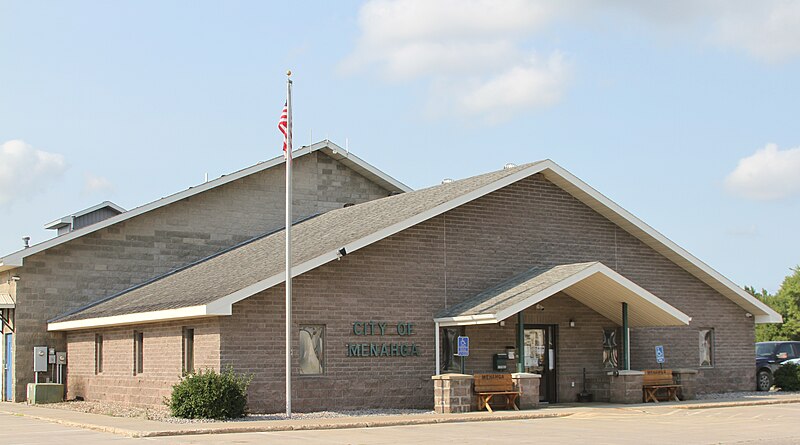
751, 267, 800, 342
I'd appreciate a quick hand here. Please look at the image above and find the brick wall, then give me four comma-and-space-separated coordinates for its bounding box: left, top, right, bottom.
213, 173, 754, 411
65, 173, 756, 409
65, 318, 220, 406
10, 151, 391, 401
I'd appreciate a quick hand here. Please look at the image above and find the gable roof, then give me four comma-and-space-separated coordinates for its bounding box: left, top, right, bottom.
434, 262, 691, 327
48, 159, 781, 331
1, 140, 410, 272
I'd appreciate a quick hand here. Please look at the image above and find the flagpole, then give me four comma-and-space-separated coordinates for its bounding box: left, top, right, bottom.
285, 70, 293, 418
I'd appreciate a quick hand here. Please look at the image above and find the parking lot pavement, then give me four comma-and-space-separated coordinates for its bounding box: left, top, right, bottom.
3, 403, 800, 444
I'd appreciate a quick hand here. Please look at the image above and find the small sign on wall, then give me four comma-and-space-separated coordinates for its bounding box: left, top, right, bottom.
655, 345, 665, 364
457, 336, 469, 357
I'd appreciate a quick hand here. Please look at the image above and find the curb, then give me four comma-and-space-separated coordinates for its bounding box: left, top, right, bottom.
4, 397, 800, 438
135, 411, 571, 438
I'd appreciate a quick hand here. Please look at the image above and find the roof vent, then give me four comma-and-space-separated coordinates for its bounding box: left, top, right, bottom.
503, 163, 517, 170
22, 236, 30, 248
441, 178, 454, 184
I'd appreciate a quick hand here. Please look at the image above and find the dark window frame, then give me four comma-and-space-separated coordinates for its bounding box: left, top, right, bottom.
94, 334, 103, 374
133, 331, 144, 375
182, 327, 195, 375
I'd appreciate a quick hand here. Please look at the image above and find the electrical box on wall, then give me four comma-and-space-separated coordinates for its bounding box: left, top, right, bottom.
493, 353, 509, 371
56, 352, 67, 365
33, 346, 48, 372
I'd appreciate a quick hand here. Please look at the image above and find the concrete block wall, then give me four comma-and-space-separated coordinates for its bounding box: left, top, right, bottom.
65, 318, 220, 406
9, 151, 392, 401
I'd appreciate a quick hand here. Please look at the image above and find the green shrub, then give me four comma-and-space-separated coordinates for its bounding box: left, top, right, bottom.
774, 363, 800, 391
168, 368, 253, 419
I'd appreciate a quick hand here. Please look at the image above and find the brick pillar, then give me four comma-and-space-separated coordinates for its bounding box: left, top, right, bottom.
672, 368, 698, 400
607, 370, 644, 404
431, 374, 474, 413
512, 372, 540, 409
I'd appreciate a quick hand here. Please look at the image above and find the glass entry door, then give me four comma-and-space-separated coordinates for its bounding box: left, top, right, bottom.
523, 325, 557, 402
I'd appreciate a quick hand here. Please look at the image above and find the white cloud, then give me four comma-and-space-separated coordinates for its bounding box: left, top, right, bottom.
724, 143, 800, 200
0, 139, 67, 205
83, 174, 114, 195
460, 53, 569, 121
341, 0, 568, 122
711, 1, 800, 62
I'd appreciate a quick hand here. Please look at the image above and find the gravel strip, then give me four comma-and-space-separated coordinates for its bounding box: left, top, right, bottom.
44, 401, 433, 424
697, 390, 800, 400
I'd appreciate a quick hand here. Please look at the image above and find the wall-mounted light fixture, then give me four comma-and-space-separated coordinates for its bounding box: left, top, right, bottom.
10, 276, 20, 282
745, 313, 753, 318
499, 320, 506, 327
336, 247, 347, 259
535, 304, 544, 311
569, 319, 576, 328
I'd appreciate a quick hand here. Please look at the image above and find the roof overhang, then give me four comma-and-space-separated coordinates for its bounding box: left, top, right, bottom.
0, 293, 14, 309
434, 263, 692, 327
48, 304, 226, 331
2, 140, 410, 273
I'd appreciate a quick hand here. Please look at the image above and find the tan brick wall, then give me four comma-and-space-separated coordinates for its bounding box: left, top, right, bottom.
63, 173, 755, 410
66, 318, 220, 406
10, 151, 391, 401
213, 174, 754, 412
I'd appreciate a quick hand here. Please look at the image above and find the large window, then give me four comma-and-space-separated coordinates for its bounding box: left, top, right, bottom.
699, 328, 714, 367
182, 327, 194, 375
133, 331, 144, 375
95, 334, 103, 374
298, 325, 324, 375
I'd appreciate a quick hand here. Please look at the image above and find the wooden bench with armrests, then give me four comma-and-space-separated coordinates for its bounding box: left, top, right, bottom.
473, 374, 520, 412
643, 369, 680, 403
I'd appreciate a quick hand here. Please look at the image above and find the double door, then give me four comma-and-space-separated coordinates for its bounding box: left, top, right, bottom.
522, 325, 557, 403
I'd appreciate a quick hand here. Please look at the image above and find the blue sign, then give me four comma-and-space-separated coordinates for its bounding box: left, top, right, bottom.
457, 336, 469, 357
655, 345, 665, 364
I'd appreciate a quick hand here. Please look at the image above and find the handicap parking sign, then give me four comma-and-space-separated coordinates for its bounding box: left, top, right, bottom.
457, 336, 469, 357
655, 345, 665, 364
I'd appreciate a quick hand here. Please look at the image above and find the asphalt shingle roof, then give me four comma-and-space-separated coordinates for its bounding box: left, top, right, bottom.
435, 262, 597, 319
53, 162, 543, 322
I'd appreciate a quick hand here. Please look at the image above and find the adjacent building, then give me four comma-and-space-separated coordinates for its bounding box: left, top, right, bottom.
0, 140, 409, 402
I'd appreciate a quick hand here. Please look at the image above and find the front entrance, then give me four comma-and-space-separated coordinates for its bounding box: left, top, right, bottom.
523, 324, 557, 402
3, 333, 11, 401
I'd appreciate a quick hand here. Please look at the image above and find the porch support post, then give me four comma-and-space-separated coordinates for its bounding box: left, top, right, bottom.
517, 311, 524, 373
622, 302, 630, 370
435, 321, 440, 375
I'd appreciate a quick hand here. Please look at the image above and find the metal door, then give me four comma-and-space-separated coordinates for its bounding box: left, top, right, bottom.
3, 333, 11, 401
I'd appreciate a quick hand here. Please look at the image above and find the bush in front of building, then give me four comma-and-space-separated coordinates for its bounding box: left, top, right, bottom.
168, 368, 253, 419
774, 364, 800, 391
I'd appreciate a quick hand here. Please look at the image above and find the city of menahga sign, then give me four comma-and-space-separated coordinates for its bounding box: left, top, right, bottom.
346, 320, 421, 357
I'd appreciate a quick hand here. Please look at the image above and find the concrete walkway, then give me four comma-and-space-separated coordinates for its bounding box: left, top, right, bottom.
2, 395, 800, 438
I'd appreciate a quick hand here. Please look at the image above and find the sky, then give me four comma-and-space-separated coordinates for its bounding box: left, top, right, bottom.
1, 0, 799, 293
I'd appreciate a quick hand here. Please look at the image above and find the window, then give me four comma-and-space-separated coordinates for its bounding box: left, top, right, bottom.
133, 331, 144, 375
774, 343, 797, 361
699, 328, 714, 367
94, 334, 103, 374
298, 325, 324, 375
440, 327, 464, 372
182, 327, 194, 375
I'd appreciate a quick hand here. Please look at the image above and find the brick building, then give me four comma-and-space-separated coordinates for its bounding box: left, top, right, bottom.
0, 141, 409, 402
38, 159, 780, 411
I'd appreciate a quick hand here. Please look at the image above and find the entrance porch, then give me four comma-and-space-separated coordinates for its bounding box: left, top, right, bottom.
431, 262, 692, 411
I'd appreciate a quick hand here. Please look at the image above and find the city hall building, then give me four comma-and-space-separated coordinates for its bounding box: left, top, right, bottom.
1, 141, 781, 411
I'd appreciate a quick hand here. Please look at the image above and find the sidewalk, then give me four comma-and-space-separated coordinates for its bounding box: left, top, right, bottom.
2, 395, 800, 438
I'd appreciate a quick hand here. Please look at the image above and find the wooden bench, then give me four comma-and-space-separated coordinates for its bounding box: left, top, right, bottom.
642, 369, 680, 403
473, 374, 520, 413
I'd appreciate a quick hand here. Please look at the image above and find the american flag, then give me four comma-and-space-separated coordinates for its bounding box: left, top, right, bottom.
278, 101, 290, 158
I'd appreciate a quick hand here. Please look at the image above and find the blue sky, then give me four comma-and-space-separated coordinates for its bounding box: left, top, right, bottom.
2, 1, 799, 292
